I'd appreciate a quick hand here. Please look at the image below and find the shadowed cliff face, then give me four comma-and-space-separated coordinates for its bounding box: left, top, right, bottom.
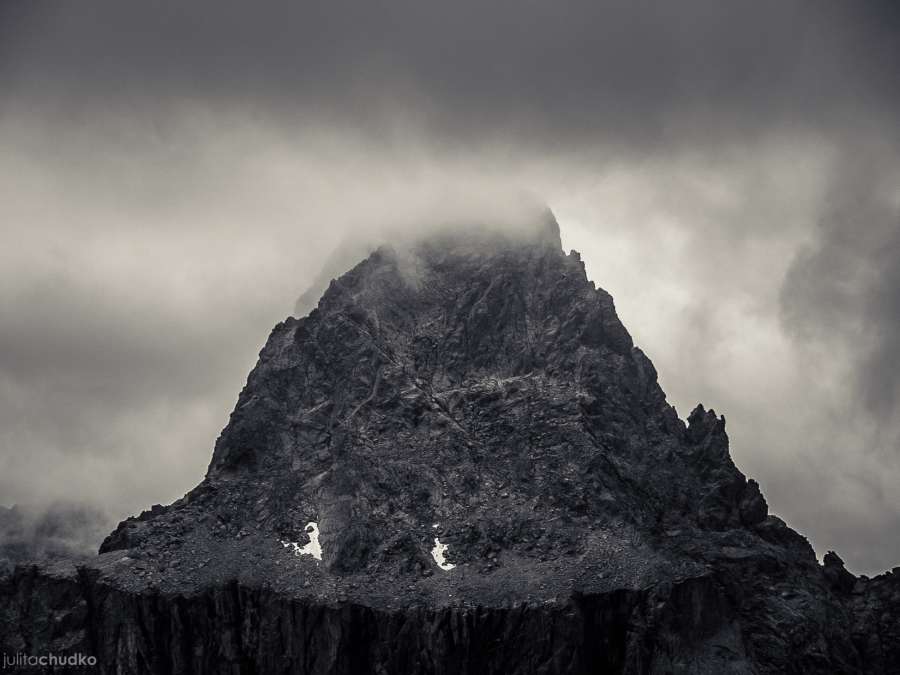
2, 212, 900, 674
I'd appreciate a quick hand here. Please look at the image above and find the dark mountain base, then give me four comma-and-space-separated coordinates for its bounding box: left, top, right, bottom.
3, 561, 896, 675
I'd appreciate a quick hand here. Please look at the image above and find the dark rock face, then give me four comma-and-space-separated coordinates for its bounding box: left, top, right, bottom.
2, 212, 900, 673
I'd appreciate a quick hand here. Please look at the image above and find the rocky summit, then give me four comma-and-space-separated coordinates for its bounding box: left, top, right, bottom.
2, 211, 899, 674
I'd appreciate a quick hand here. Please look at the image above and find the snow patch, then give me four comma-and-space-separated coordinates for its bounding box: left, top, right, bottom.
431, 537, 455, 570
280, 522, 322, 561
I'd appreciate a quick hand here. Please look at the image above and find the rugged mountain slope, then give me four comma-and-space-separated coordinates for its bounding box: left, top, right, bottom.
2, 211, 899, 674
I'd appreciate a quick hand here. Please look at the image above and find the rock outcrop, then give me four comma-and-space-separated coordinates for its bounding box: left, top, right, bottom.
2, 211, 899, 673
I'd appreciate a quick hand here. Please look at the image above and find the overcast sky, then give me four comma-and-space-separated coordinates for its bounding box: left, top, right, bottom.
1, 0, 898, 574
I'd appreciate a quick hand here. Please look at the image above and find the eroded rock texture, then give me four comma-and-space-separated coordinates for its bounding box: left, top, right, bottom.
2, 212, 899, 673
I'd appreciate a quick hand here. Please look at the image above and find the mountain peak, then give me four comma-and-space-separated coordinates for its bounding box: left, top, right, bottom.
293, 205, 562, 319
25, 211, 895, 673
102, 214, 765, 599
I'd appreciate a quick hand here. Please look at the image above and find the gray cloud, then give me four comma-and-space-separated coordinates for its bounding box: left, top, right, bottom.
782, 149, 900, 420
1, 0, 898, 149
773, 147, 900, 570
1, 0, 899, 574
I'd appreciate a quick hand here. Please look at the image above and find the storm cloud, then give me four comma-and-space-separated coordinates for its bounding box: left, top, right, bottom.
1, 0, 898, 573
2, 0, 898, 148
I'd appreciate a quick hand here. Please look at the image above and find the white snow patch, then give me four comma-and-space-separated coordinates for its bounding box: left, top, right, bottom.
431, 537, 455, 571
280, 522, 322, 561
